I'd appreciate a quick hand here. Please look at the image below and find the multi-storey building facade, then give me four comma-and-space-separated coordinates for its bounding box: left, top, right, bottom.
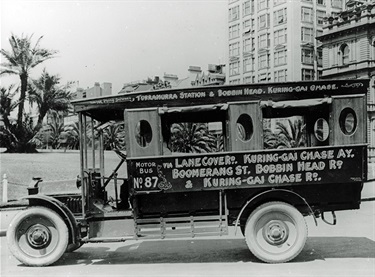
227, 0, 345, 84
317, 0, 375, 160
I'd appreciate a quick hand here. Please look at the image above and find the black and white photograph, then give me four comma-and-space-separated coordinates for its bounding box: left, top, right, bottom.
1, 0, 374, 276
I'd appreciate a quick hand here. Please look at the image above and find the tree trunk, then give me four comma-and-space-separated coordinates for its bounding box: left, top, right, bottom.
35, 112, 46, 133
17, 73, 28, 129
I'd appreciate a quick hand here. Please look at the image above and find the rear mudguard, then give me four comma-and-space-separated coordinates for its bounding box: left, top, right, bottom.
234, 188, 317, 235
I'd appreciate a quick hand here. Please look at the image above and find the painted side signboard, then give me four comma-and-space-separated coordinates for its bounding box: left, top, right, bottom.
73, 80, 369, 112
128, 145, 366, 193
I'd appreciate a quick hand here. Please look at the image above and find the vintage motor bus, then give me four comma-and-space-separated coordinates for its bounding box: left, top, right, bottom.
6, 79, 369, 266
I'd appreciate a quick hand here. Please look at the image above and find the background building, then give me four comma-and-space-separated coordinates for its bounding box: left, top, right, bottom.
317, 0, 375, 160
226, 0, 345, 84
118, 64, 225, 94
75, 82, 112, 99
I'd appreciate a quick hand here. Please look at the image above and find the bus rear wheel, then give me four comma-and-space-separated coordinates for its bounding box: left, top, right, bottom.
7, 207, 68, 266
244, 201, 307, 263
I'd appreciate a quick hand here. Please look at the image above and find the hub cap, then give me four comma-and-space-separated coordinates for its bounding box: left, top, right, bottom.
26, 224, 52, 249
263, 220, 289, 245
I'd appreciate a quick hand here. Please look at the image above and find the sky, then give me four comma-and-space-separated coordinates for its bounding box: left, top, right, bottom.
0, 0, 228, 94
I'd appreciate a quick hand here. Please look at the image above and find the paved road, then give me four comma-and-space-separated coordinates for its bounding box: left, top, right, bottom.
1, 201, 374, 277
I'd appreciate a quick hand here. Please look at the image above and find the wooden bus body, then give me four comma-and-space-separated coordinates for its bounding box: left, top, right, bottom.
6, 79, 369, 266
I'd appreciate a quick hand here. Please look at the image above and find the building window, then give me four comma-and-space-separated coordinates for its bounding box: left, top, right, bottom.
274, 49, 287, 66
243, 38, 253, 52
302, 68, 314, 80
229, 61, 240, 76
317, 48, 323, 66
301, 27, 314, 43
229, 24, 240, 39
229, 78, 241, 84
332, 0, 343, 8
229, 42, 240, 57
229, 6, 240, 22
274, 0, 286, 5
274, 28, 287, 45
302, 48, 314, 64
274, 8, 287, 25
258, 33, 270, 48
259, 53, 270, 69
243, 19, 252, 30
318, 0, 325, 5
301, 7, 313, 23
258, 13, 270, 30
244, 57, 254, 72
274, 69, 287, 82
243, 0, 252, 16
317, 10, 326, 25
258, 0, 269, 11
340, 44, 350, 65
258, 72, 271, 83
244, 76, 254, 83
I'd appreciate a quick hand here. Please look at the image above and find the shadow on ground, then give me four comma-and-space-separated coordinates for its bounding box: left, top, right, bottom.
53, 236, 375, 266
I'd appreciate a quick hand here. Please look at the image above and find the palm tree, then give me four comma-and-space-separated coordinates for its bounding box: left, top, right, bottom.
263, 128, 279, 149
0, 84, 18, 129
47, 119, 65, 149
170, 123, 215, 153
210, 133, 224, 152
1, 114, 37, 153
64, 122, 80, 150
276, 118, 306, 149
31, 111, 64, 149
103, 124, 126, 150
0, 34, 58, 129
28, 70, 72, 132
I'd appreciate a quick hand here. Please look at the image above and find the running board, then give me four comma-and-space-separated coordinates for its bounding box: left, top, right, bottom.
84, 236, 134, 243
135, 215, 228, 239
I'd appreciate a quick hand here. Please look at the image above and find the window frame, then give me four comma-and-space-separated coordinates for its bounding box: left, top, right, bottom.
301, 7, 313, 23
301, 27, 314, 43
274, 8, 287, 26
274, 49, 287, 66
274, 28, 287, 45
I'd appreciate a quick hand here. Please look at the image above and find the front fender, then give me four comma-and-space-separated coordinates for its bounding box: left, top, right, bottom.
22, 194, 79, 244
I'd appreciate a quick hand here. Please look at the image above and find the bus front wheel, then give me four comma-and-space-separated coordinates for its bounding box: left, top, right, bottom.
244, 201, 307, 263
7, 207, 69, 266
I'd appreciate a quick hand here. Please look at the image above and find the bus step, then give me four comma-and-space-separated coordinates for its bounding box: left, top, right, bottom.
84, 236, 134, 243
135, 215, 228, 239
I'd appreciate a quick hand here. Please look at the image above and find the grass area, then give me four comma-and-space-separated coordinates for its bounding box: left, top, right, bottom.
0, 150, 127, 204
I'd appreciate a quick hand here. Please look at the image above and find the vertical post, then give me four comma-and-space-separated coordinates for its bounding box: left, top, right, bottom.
83, 115, 88, 169
91, 118, 95, 169
312, 0, 318, 80
114, 173, 118, 208
99, 130, 105, 178
2, 174, 8, 203
78, 112, 86, 214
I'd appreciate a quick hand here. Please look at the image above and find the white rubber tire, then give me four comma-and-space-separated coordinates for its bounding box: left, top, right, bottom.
244, 201, 308, 263
7, 206, 69, 266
